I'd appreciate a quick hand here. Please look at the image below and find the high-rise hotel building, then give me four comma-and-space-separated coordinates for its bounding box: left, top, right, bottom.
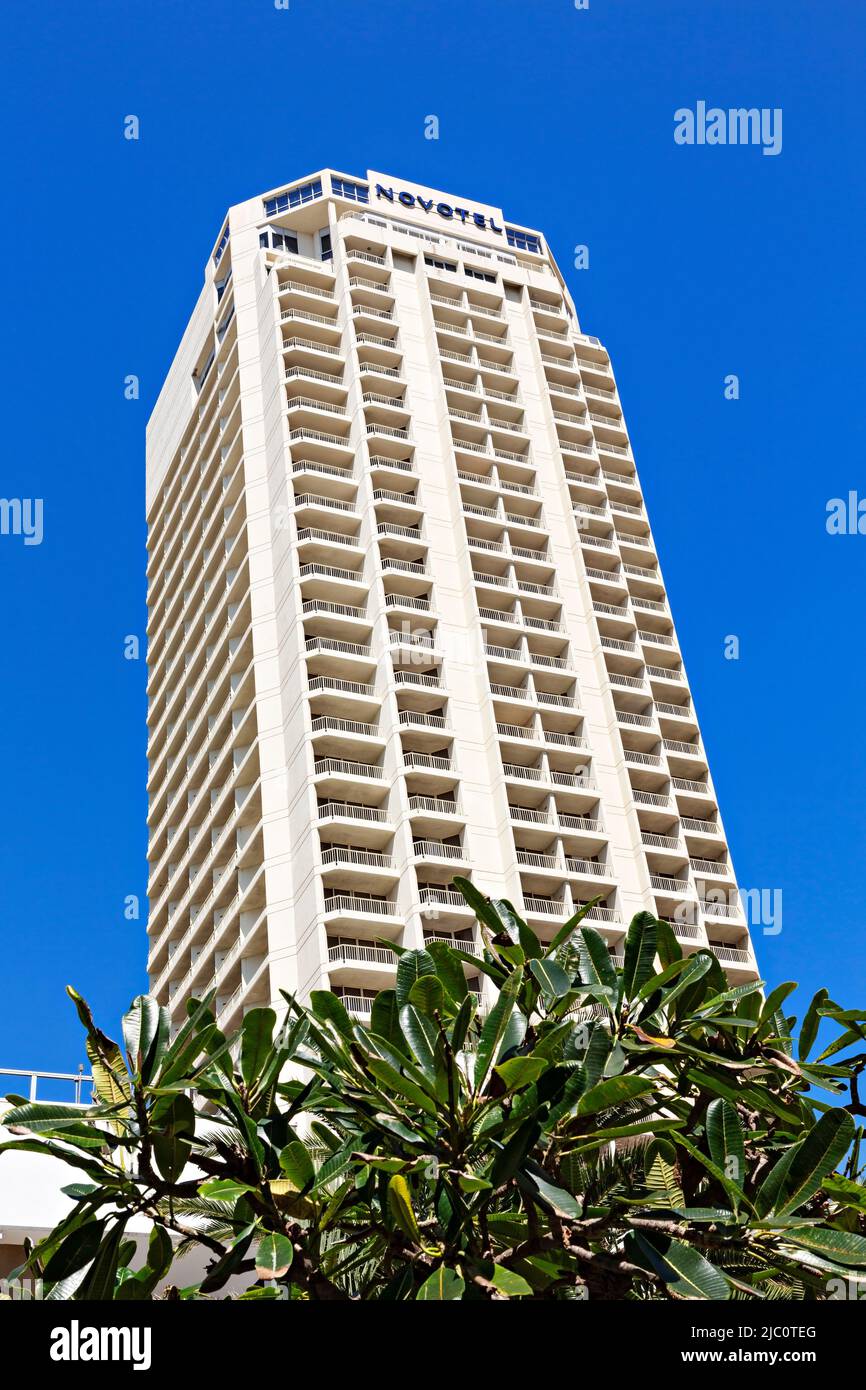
145, 169, 758, 1028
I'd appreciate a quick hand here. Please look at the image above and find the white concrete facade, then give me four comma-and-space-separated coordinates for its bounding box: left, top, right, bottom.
145, 169, 758, 1030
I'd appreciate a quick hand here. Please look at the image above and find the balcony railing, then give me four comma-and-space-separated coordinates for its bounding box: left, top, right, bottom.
565, 858, 610, 877
651, 874, 694, 894
419, 887, 471, 911
414, 840, 467, 860
321, 848, 394, 871
523, 895, 566, 916
424, 935, 481, 957
318, 801, 389, 823
311, 715, 380, 738
0, 1067, 93, 1104
328, 943, 395, 966
314, 757, 383, 779
324, 895, 399, 917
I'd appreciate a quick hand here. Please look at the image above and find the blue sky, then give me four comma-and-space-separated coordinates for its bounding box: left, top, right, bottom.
1, 0, 864, 1074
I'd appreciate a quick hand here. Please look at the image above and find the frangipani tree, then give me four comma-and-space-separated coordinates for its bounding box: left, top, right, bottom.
4, 880, 866, 1300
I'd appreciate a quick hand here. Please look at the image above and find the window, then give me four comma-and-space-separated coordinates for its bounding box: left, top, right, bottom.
320, 231, 332, 262
424, 254, 457, 272
217, 306, 235, 342
264, 179, 323, 217
213, 224, 230, 265
505, 227, 542, 254
215, 269, 232, 302
260, 228, 300, 254
331, 177, 369, 204
193, 345, 215, 392
392, 252, 416, 272
465, 266, 496, 283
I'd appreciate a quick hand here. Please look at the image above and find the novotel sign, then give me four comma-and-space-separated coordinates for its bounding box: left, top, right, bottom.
374, 184, 504, 235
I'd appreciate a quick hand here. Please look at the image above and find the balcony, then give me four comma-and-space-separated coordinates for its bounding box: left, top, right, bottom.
327, 941, 396, 975
305, 635, 374, 679
565, 856, 612, 879
321, 847, 398, 891
317, 796, 388, 824
691, 856, 730, 878
418, 885, 475, 922
408, 794, 462, 833
414, 838, 468, 864
423, 933, 481, 960
522, 894, 568, 919
516, 848, 563, 874
313, 757, 384, 801
336, 991, 374, 1019
399, 709, 450, 752
303, 605, 370, 647
308, 674, 379, 720
310, 715, 384, 758
323, 894, 402, 931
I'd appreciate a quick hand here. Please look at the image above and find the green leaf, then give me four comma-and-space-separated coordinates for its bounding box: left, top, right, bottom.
198, 1224, 256, 1295
396, 950, 437, 1008
755, 982, 797, 1043
754, 1145, 799, 1219
489, 898, 540, 959
782, 1226, 866, 1267
65, 987, 132, 1108
822, 1175, 866, 1213
255, 1231, 294, 1280
543, 899, 601, 957
309, 990, 354, 1038
490, 1118, 542, 1189
494, 1056, 546, 1092
366, 1056, 438, 1116
279, 1140, 316, 1192
370, 990, 407, 1053
198, 1178, 256, 1203
42, 1220, 106, 1284
652, 952, 713, 1015
621, 911, 659, 1000
122, 995, 166, 1083
399, 1004, 438, 1081
408, 974, 445, 1016
645, 1147, 684, 1207
525, 1169, 583, 1219
452, 877, 511, 936
474, 967, 523, 1093
633, 956, 697, 1005
705, 1098, 745, 1193
449, 993, 476, 1052
75, 1220, 128, 1301
799, 989, 829, 1061
0, 1102, 112, 1145
529, 957, 571, 1002
654, 917, 682, 968
576, 1075, 655, 1117
152, 1093, 195, 1184
387, 1174, 421, 1242
628, 1231, 730, 1300
416, 1265, 465, 1299
489, 1264, 533, 1297
578, 926, 618, 993
458, 1174, 493, 1193
426, 941, 468, 1007
775, 1109, 855, 1215
240, 1007, 277, 1091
